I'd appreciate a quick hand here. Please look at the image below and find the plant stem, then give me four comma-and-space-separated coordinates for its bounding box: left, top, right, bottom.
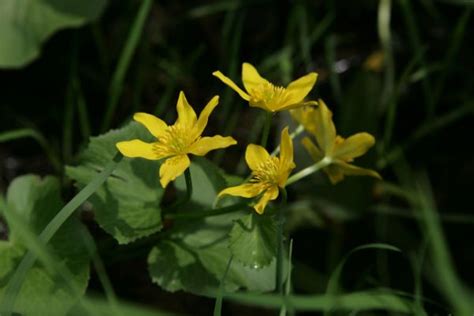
271, 124, 304, 156
286, 157, 332, 186
260, 111, 273, 147
168, 168, 193, 210
276, 188, 287, 294
164, 202, 248, 221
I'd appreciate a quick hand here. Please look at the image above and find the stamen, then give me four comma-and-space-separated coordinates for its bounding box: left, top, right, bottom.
250, 82, 290, 107
250, 156, 281, 186
153, 124, 197, 156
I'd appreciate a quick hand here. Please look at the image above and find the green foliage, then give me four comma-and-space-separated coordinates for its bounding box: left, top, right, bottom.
229, 212, 278, 269
66, 122, 163, 244
0, 175, 90, 315
0, 0, 107, 68
149, 159, 275, 294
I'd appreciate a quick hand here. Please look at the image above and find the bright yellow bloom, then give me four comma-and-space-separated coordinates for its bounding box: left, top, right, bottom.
212, 63, 318, 113
292, 99, 381, 184
218, 127, 295, 214
116, 91, 237, 188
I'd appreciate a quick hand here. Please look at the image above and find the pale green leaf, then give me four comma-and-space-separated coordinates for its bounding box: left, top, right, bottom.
66, 122, 163, 244
0, 175, 90, 316
229, 212, 278, 269
0, 0, 107, 68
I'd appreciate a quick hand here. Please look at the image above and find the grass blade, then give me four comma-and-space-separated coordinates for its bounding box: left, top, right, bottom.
213, 255, 233, 316
225, 290, 414, 313
0, 128, 61, 172
1, 153, 123, 314
101, 0, 153, 132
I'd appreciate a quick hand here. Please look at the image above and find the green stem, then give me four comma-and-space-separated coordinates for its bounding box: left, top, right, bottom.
167, 168, 193, 210
276, 188, 287, 295
271, 125, 304, 156
164, 202, 248, 221
286, 157, 332, 186
260, 112, 273, 147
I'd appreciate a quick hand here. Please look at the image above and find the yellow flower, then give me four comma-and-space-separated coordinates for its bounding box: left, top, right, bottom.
212, 63, 318, 113
292, 99, 381, 184
116, 91, 237, 188
218, 127, 295, 214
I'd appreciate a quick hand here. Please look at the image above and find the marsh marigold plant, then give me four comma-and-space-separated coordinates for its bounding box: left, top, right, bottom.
213, 63, 318, 112
218, 127, 295, 214
291, 99, 381, 184
116, 91, 237, 187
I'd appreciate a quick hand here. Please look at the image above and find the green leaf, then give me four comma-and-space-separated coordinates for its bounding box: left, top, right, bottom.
0, 0, 107, 68
229, 212, 278, 269
66, 122, 163, 244
149, 159, 275, 294
174, 156, 227, 207
0, 175, 90, 315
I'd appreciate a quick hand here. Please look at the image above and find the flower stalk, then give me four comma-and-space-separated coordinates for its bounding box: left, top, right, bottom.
260, 112, 273, 147
286, 157, 333, 186
276, 187, 287, 294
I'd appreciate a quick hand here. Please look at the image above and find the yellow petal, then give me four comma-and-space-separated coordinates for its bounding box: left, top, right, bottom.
159, 154, 191, 188
290, 104, 318, 135
195, 95, 219, 136
188, 135, 237, 156
212, 70, 250, 101
301, 137, 324, 162
245, 144, 270, 171
116, 140, 160, 160
333, 132, 375, 161
325, 164, 345, 184
253, 186, 279, 214
285, 73, 318, 105
242, 62, 268, 93
176, 91, 197, 129
277, 100, 318, 112
218, 183, 264, 199
314, 99, 337, 154
279, 127, 295, 171
334, 160, 382, 180
133, 112, 168, 139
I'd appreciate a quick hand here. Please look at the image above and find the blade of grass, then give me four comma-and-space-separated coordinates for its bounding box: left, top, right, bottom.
0, 201, 97, 315
213, 255, 233, 316
378, 0, 397, 152
74, 75, 92, 142
432, 8, 472, 106
324, 243, 401, 316
0, 128, 61, 172
101, 0, 153, 132
399, 0, 435, 117
224, 290, 414, 313
279, 239, 294, 316
324, 35, 343, 106
1, 153, 123, 313
79, 226, 122, 316
379, 101, 474, 168
413, 173, 472, 315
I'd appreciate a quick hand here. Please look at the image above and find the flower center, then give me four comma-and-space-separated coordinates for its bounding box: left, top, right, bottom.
250, 82, 290, 108
153, 124, 196, 156
250, 156, 281, 187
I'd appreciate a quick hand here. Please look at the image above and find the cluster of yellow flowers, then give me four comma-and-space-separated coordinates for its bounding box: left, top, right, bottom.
116, 63, 380, 214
